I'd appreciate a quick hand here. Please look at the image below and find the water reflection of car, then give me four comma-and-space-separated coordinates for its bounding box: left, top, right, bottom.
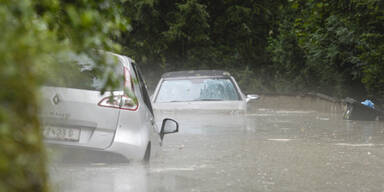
151, 70, 259, 131
40, 52, 178, 162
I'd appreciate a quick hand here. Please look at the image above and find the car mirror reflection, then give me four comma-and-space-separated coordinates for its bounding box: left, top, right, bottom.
160, 118, 179, 140
246, 94, 260, 103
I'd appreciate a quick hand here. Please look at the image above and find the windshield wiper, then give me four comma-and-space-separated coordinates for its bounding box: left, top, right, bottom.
195, 98, 224, 101
166, 100, 183, 102
165, 100, 196, 102
164, 99, 224, 102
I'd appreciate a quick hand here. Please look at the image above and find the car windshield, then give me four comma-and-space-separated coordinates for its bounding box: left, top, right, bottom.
156, 78, 240, 102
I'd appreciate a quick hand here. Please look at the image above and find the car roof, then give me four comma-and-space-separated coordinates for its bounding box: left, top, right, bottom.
103, 51, 134, 69
162, 70, 231, 79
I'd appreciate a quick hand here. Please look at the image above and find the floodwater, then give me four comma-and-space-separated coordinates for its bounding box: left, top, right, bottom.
48, 96, 384, 192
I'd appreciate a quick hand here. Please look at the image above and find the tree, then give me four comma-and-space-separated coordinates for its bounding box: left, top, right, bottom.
0, 0, 130, 191
267, 0, 384, 99
120, 0, 283, 92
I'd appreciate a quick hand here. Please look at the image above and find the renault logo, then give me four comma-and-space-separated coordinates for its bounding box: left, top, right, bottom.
52, 94, 60, 105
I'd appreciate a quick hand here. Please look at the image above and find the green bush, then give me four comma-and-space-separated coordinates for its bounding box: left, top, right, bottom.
267, 0, 384, 99
0, 0, 129, 191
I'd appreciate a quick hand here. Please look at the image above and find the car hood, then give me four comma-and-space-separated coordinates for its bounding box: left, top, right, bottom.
153, 101, 246, 134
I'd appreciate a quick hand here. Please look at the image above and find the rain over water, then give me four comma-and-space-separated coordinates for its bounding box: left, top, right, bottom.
48, 95, 384, 192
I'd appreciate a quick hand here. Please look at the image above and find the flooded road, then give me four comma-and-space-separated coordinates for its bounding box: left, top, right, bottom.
48, 96, 384, 192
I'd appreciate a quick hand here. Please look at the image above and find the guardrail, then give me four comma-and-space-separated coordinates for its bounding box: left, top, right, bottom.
248, 92, 346, 114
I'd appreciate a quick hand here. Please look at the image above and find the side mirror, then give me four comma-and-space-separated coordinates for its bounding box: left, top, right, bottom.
160, 118, 179, 140
246, 94, 260, 103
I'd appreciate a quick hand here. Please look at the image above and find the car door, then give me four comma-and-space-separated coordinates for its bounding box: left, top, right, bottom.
131, 62, 162, 155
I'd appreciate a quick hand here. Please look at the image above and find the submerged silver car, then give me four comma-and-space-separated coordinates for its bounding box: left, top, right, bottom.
40, 52, 178, 161
151, 70, 259, 131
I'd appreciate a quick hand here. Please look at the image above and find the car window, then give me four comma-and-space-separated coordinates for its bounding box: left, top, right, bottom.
155, 78, 240, 102
45, 53, 124, 91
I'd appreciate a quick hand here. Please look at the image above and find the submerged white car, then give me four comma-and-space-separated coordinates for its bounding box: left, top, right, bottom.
40, 52, 178, 161
151, 70, 259, 131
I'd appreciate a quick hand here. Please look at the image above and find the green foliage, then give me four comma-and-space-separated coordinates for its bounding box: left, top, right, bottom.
354, 0, 384, 97
120, 0, 283, 92
118, 0, 384, 99
36, 0, 130, 93
267, 0, 384, 99
119, 0, 384, 99
0, 0, 130, 191
0, 1, 51, 191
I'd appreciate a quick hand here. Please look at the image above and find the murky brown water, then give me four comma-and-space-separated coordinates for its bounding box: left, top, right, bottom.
48, 96, 384, 192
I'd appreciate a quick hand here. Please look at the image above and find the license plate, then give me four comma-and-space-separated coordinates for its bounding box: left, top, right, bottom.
43, 126, 80, 141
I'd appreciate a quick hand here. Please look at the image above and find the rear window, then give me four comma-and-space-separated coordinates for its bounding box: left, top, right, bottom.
44, 52, 124, 91
155, 78, 240, 102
